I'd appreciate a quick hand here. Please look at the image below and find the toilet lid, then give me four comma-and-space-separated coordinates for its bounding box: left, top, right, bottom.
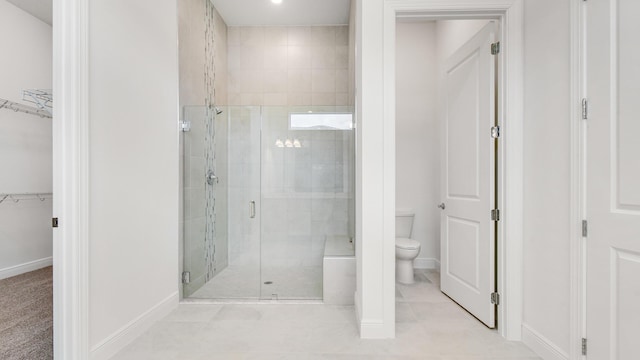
396, 238, 420, 250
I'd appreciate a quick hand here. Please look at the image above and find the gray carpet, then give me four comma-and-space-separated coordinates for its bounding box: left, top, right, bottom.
0, 267, 53, 360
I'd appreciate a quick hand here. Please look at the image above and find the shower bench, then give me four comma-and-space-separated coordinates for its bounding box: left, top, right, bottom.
323, 236, 356, 305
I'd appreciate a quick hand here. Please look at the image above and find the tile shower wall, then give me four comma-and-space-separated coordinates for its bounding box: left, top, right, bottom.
227, 26, 349, 106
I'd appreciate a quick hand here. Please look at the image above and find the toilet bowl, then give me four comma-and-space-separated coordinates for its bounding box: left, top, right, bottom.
396, 211, 421, 284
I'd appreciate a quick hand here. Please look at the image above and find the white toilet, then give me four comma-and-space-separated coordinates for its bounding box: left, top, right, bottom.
396, 210, 421, 284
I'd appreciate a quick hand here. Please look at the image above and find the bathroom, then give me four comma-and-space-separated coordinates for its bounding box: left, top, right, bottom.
179, 0, 357, 302
395, 17, 501, 327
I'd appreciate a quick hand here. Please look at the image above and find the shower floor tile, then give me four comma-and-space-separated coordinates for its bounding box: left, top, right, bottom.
189, 265, 322, 300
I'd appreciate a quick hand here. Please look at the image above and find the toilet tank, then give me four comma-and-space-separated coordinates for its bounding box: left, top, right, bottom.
395, 210, 415, 238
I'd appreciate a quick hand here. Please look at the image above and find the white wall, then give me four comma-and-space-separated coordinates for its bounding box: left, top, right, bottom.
395, 22, 439, 266
522, 0, 572, 357
0, 0, 52, 278
436, 20, 492, 61
355, 0, 396, 338
87, 0, 179, 357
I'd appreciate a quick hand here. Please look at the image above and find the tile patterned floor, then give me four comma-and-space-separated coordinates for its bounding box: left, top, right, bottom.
111, 270, 539, 359
190, 265, 322, 300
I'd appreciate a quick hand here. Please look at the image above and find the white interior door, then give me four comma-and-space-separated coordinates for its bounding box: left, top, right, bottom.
440, 23, 497, 328
586, 1, 640, 358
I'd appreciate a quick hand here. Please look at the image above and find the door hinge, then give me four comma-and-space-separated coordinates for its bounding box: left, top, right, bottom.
491, 292, 500, 305
582, 220, 588, 237
491, 126, 501, 138
582, 338, 587, 355
182, 271, 190, 284
52, 217, 59, 228
180, 120, 191, 132
491, 209, 500, 221
491, 42, 500, 55
582, 98, 588, 120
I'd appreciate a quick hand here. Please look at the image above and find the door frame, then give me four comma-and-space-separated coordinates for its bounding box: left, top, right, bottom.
569, 0, 588, 359
382, 0, 523, 339
52, 0, 90, 358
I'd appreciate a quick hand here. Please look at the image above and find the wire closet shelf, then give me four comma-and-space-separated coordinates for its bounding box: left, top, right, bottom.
0, 89, 53, 118
0, 193, 53, 204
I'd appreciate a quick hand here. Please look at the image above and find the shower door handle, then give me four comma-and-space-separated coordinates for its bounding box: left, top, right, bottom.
249, 201, 256, 219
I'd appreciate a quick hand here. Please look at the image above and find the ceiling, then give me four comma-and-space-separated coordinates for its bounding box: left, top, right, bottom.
6, 0, 52, 25
5, 0, 351, 28
211, 0, 351, 26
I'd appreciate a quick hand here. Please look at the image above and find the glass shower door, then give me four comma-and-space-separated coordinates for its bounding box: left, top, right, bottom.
183, 105, 228, 297
260, 106, 355, 300
221, 106, 262, 298
184, 105, 262, 299
183, 105, 263, 299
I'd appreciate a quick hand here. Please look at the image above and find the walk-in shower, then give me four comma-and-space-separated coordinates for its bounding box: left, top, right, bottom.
182, 105, 355, 300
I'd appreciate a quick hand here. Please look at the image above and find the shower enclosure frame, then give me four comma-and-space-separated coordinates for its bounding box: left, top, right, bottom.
182, 105, 355, 301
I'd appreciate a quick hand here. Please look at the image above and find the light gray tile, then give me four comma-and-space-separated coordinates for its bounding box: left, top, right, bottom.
264, 26, 288, 46
335, 26, 349, 46
396, 302, 418, 323
213, 305, 266, 321
162, 304, 223, 323
110, 272, 540, 360
311, 26, 336, 46
288, 26, 311, 45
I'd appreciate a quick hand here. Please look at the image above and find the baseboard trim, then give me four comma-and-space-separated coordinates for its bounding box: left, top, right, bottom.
355, 291, 393, 339
522, 323, 569, 360
90, 291, 179, 360
414, 258, 440, 271
359, 318, 388, 339
0, 257, 52, 280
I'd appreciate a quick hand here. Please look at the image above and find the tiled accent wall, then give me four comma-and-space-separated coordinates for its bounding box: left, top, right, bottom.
179, 0, 228, 296
227, 26, 349, 106
179, 0, 227, 108
212, 8, 228, 106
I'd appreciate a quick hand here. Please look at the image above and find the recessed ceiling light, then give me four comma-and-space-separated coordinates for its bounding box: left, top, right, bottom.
271, 0, 283, 4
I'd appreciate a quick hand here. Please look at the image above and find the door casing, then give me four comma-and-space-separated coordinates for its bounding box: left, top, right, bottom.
381, 0, 524, 340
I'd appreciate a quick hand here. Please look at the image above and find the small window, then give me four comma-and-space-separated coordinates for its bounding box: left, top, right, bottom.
289, 112, 353, 130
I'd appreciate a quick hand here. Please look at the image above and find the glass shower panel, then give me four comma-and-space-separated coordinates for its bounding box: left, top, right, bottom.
205, 105, 262, 299
260, 106, 355, 300
183, 105, 229, 297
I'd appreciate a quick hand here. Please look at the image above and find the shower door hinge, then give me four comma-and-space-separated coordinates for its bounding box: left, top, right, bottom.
491, 292, 500, 305
491, 42, 500, 55
52, 217, 59, 228
582, 338, 587, 355
491, 209, 500, 221
491, 126, 501, 138
582, 220, 588, 237
182, 271, 190, 284
181, 121, 191, 132
582, 98, 588, 120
